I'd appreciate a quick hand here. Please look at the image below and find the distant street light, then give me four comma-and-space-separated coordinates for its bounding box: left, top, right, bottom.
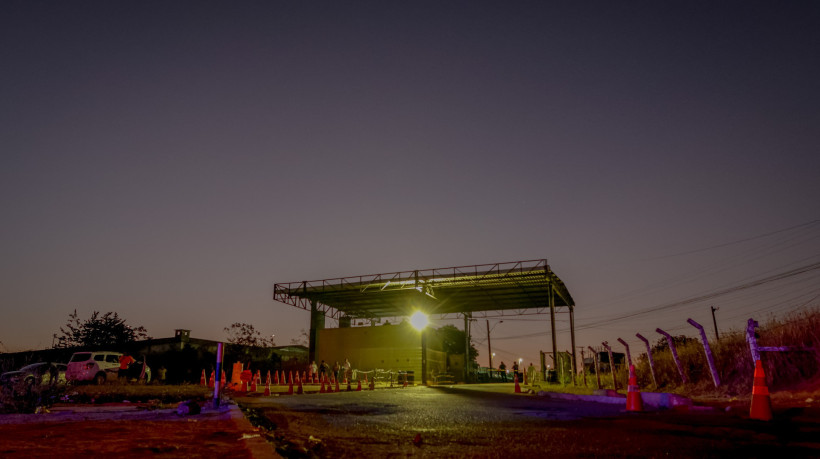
486, 320, 503, 370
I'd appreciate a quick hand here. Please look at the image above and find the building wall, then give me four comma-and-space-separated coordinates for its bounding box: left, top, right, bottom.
316, 322, 463, 383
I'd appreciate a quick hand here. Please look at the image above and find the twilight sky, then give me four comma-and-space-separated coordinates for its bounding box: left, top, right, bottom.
2, 1, 819, 367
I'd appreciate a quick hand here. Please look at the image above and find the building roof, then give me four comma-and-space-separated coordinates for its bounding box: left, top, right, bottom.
273, 259, 574, 320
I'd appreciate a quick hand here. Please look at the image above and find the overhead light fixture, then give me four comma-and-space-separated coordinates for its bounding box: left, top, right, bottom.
409, 311, 429, 331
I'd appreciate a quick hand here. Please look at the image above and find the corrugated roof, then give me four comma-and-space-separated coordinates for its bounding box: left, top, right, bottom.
273, 259, 574, 320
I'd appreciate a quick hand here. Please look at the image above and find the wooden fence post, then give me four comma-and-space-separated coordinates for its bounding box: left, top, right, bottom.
588, 346, 601, 389
635, 333, 658, 389
656, 328, 689, 384
688, 318, 720, 387
580, 348, 588, 387
602, 341, 619, 390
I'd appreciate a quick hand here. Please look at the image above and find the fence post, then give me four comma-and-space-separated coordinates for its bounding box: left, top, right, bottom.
580, 348, 588, 387
746, 318, 761, 363
656, 328, 688, 384
213, 342, 223, 409
635, 333, 658, 389
617, 338, 633, 368
602, 341, 619, 390
588, 346, 602, 389
687, 318, 720, 387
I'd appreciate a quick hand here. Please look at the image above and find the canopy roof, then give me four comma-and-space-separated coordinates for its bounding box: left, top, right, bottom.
273, 259, 574, 320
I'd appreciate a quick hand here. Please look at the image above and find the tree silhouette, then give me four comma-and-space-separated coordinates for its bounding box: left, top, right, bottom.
437, 324, 479, 363
56, 309, 150, 348
223, 322, 275, 347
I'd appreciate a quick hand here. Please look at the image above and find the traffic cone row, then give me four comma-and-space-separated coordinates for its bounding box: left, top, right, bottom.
626, 365, 643, 412
750, 359, 772, 421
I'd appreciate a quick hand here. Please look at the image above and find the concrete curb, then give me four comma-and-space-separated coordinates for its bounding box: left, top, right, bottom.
535, 390, 695, 409
226, 403, 279, 458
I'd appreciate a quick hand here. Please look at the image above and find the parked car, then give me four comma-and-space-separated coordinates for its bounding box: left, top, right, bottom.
66, 351, 122, 384
0, 362, 67, 389
66, 351, 151, 384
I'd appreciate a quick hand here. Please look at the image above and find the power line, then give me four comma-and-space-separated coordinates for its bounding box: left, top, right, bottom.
641, 218, 820, 261
576, 260, 820, 331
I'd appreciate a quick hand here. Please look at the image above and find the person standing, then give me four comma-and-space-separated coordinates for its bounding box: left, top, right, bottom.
343, 358, 352, 382
333, 361, 341, 382
118, 354, 135, 382
512, 361, 520, 383
498, 361, 507, 382
527, 362, 536, 385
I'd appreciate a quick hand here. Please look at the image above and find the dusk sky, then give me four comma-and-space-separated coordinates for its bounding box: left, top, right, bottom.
2, 2, 819, 368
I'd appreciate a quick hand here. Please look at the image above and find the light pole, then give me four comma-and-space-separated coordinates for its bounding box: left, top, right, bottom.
486, 319, 503, 370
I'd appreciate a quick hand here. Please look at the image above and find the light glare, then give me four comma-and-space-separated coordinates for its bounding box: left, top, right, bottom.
409, 311, 429, 330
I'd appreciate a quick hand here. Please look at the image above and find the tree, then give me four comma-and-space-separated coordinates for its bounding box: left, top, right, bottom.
224, 322, 276, 347
437, 325, 479, 363
651, 335, 696, 354
56, 309, 150, 348
290, 328, 309, 346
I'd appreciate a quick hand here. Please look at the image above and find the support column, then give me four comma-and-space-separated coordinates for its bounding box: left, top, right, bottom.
548, 274, 557, 378
309, 300, 325, 364
569, 304, 577, 385
421, 327, 428, 386
464, 313, 471, 383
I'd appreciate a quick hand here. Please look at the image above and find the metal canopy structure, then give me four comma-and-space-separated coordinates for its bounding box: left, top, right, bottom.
273, 259, 574, 320
273, 259, 578, 385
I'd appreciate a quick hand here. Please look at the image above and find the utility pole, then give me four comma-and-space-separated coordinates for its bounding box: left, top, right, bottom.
486, 320, 493, 370
711, 305, 720, 341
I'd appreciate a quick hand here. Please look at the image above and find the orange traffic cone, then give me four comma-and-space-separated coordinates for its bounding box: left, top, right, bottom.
335, 377, 340, 393
302, 371, 307, 383
264, 371, 271, 396
281, 371, 287, 386
221, 370, 226, 391
369, 379, 375, 391
288, 374, 294, 395
356, 379, 362, 391
750, 360, 772, 421
250, 373, 258, 392
208, 371, 214, 388
200, 369, 207, 386
274, 371, 280, 386
320, 376, 326, 393
297, 378, 304, 395
514, 373, 521, 393
626, 365, 643, 412
289, 371, 293, 384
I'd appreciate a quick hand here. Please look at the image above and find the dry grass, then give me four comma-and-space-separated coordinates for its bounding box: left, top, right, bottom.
565, 308, 820, 401
63, 383, 213, 404
632, 308, 819, 398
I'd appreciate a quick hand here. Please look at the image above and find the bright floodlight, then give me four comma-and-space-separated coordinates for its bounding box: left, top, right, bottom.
409, 311, 429, 330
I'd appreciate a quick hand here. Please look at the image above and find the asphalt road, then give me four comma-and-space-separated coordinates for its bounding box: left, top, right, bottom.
239, 385, 820, 458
